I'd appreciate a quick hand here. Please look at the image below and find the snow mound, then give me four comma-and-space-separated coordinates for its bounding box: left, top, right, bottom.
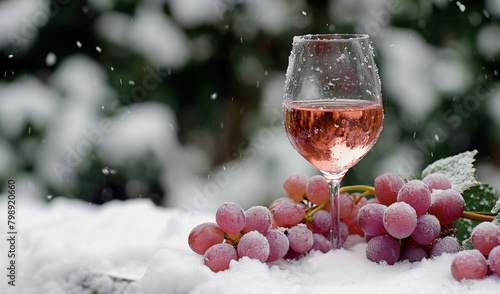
1, 195, 499, 293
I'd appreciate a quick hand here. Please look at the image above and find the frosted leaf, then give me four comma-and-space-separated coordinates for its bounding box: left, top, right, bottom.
492, 198, 500, 213
421, 150, 479, 194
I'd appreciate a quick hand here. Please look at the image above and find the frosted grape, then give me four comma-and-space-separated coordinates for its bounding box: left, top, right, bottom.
188, 222, 225, 255
244, 206, 272, 234
471, 222, 500, 256
422, 173, 452, 191
428, 189, 465, 225
204, 243, 237, 272
283, 173, 308, 202
429, 236, 461, 257
305, 175, 329, 205
269, 197, 306, 227
307, 209, 331, 233
383, 202, 418, 239
311, 233, 332, 253
265, 229, 289, 262
237, 231, 270, 263
348, 216, 365, 237
216, 202, 246, 234
324, 220, 349, 246
411, 214, 441, 245
358, 203, 387, 236
488, 246, 500, 276
366, 235, 400, 265
397, 180, 431, 216
336, 192, 354, 219
451, 250, 488, 281
400, 241, 428, 262
287, 224, 314, 254
374, 173, 404, 206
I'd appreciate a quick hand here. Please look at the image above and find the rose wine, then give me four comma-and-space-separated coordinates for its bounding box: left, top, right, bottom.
284, 99, 383, 175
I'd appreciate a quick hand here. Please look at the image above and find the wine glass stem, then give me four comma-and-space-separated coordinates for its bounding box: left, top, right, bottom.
328, 179, 342, 249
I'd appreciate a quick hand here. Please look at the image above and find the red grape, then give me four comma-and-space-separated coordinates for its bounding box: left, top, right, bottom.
348, 215, 365, 237
471, 222, 500, 256
283, 173, 308, 202
216, 202, 246, 234
374, 173, 404, 206
287, 224, 314, 254
265, 229, 289, 262
451, 250, 488, 281
269, 197, 306, 227
397, 180, 431, 216
306, 209, 331, 234
411, 214, 441, 245
336, 192, 354, 219
422, 172, 452, 192
429, 236, 461, 258
366, 235, 400, 265
358, 203, 388, 236
188, 222, 225, 255
204, 243, 237, 272
400, 240, 429, 263
489, 246, 500, 276
244, 206, 272, 234
383, 202, 418, 239
311, 233, 332, 253
305, 175, 329, 205
237, 231, 270, 263
428, 189, 464, 225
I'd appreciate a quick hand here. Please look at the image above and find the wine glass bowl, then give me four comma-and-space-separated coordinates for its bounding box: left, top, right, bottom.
283, 34, 383, 248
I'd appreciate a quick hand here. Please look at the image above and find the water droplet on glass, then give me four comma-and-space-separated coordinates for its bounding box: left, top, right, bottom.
110, 66, 114, 71
128, 80, 135, 85
456, 1, 465, 12
76, 41, 82, 48
102, 167, 110, 175
302, 11, 307, 15
96, 46, 102, 53
47, 195, 53, 200
435, 134, 440, 141
8, 54, 13, 59
210, 92, 217, 100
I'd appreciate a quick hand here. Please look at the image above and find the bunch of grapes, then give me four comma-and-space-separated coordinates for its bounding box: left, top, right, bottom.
361, 172, 464, 265
188, 173, 364, 272
451, 222, 500, 280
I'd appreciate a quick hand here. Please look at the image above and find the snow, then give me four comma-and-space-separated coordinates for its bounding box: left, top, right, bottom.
0, 77, 59, 138
1, 194, 499, 293
96, 8, 191, 68
128, 8, 191, 68
0, 0, 49, 51
476, 24, 500, 59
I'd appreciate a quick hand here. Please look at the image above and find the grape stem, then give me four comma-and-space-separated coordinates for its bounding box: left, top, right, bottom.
461, 211, 495, 222
225, 232, 244, 246
304, 185, 375, 221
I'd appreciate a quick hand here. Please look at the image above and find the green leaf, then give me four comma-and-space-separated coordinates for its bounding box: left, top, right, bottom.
454, 183, 497, 244
421, 150, 479, 194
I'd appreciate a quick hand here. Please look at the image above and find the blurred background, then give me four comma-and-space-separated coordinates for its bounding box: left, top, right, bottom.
0, 0, 499, 212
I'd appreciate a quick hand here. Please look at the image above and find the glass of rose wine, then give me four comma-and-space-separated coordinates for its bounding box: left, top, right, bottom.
283, 34, 384, 249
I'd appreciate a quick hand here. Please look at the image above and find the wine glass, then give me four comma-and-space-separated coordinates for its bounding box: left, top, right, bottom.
283, 34, 383, 249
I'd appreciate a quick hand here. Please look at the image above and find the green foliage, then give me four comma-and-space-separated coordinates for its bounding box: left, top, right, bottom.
454, 183, 497, 243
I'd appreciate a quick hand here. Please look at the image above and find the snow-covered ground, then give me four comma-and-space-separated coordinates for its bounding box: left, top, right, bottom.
0, 195, 499, 294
